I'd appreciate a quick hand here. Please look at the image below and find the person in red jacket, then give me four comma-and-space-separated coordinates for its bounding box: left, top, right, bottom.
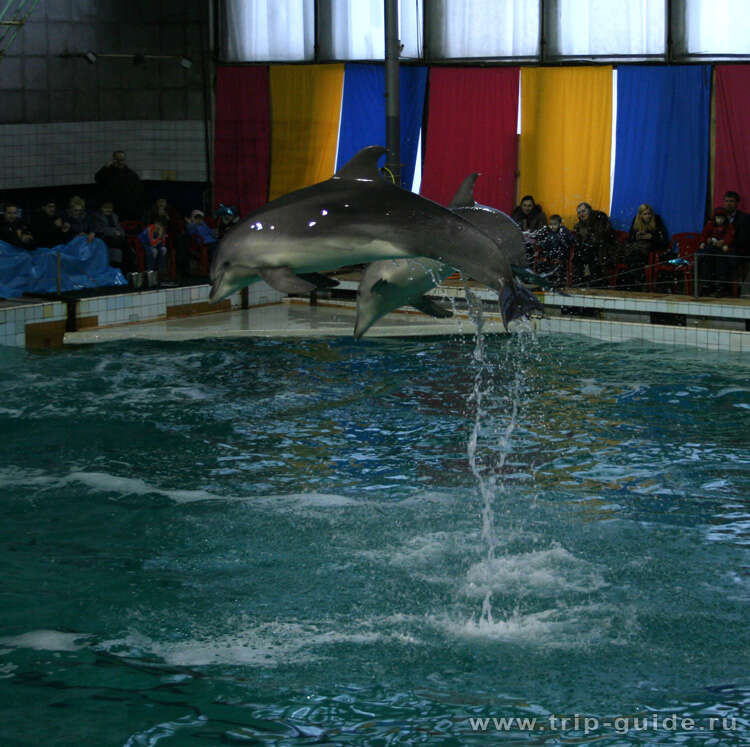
696, 207, 735, 297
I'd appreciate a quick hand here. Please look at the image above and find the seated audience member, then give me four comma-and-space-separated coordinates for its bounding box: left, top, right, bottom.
138, 218, 169, 274
30, 199, 71, 248
511, 195, 547, 234
0, 203, 34, 249
533, 214, 576, 288
625, 203, 670, 289
696, 207, 735, 297
91, 200, 129, 270
147, 197, 184, 238
95, 149, 146, 220
215, 204, 240, 238
573, 202, 619, 287
66, 196, 95, 242
186, 209, 218, 252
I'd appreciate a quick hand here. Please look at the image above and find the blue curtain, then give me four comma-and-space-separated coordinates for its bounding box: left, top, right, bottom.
610, 66, 711, 235
336, 63, 428, 191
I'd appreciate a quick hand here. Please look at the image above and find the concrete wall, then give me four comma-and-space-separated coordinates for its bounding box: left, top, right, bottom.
0, 0, 210, 189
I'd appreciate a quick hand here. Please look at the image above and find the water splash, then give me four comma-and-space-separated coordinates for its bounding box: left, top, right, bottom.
464, 284, 529, 626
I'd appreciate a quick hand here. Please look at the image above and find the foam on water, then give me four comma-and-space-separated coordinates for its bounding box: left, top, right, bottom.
97, 618, 423, 668
462, 546, 608, 598
0, 630, 91, 652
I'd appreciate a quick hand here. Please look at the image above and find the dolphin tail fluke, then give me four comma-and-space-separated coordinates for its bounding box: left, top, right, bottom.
499, 280, 544, 330
411, 296, 453, 319
259, 267, 317, 294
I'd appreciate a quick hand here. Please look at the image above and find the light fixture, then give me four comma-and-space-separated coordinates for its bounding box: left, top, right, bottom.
180, 56, 193, 69
84, 50, 97, 64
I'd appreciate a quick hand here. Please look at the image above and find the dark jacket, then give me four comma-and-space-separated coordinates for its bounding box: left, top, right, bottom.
66, 209, 94, 236
0, 218, 32, 248
627, 213, 670, 256
30, 210, 70, 248
574, 210, 616, 246
511, 204, 547, 232
95, 164, 145, 220
90, 209, 125, 243
727, 209, 750, 255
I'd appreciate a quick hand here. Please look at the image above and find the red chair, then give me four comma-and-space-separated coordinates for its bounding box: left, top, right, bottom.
120, 219, 144, 236
189, 235, 211, 276
651, 232, 702, 295
609, 230, 630, 289
126, 234, 145, 272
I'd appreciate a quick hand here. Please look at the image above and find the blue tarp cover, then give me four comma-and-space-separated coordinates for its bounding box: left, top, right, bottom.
0, 236, 126, 299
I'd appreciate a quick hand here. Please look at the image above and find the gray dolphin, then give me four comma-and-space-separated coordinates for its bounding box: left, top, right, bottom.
354, 174, 544, 338
209, 146, 530, 328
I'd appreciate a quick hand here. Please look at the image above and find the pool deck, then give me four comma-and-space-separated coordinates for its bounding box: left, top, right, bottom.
1, 274, 749, 352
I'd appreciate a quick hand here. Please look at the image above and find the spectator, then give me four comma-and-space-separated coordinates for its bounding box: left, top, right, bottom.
91, 200, 129, 270
511, 195, 547, 233
29, 199, 71, 248
573, 202, 619, 287
722, 190, 750, 291
624, 203, 670, 290
696, 207, 735, 297
94, 150, 146, 220
532, 214, 576, 288
138, 218, 169, 274
186, 209, 218, 252
215, 203, 240, 238
147, 196, 184, 238
66, 196, 95, 242
0, 203, 35, 249
722, 190, 750, 255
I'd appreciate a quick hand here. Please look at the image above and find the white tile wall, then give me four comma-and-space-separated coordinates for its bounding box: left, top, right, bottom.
0, 120, 206, 189
536, 316, 750, 353
0, 300, 67, 347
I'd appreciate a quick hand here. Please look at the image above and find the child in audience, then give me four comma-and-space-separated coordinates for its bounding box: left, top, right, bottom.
696, 207, 736, 296
138, 218, 169, 274
533, 214, 576, 287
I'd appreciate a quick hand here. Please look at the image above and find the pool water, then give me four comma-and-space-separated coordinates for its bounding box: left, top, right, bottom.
0, 333, 748, 745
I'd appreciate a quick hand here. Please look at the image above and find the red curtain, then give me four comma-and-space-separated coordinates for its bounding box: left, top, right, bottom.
214, 66, 271, 216
421, 67, 519, 212
714, 65, 750, 209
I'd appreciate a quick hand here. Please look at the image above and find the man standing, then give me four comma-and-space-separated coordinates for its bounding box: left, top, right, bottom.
94, 150, 146, 220
722, 191, 750, 256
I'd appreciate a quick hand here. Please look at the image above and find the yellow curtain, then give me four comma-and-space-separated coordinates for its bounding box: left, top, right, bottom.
269, 64, 345, 200
519, 66, 613, 227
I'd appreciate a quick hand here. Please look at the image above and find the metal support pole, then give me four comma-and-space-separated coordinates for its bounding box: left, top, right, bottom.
384, 0, 401, 186
693, 254, 699, 298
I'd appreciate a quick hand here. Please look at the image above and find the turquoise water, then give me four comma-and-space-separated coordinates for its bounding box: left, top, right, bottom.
0, 333, 748, 746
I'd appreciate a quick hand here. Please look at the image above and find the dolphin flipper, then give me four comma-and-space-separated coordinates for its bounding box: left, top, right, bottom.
259, 268, 317, 294
511, 264, 569, 295
298, 273, 340, 289
411, 296, 454, 319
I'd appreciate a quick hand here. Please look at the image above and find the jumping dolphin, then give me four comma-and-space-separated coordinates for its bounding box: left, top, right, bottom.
353, 174, 545, 338
209, 146, 532, 329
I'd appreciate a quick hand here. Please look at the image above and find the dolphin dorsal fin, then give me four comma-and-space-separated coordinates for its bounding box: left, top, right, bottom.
449, 173, 479, 208
334, 146, 387, 181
